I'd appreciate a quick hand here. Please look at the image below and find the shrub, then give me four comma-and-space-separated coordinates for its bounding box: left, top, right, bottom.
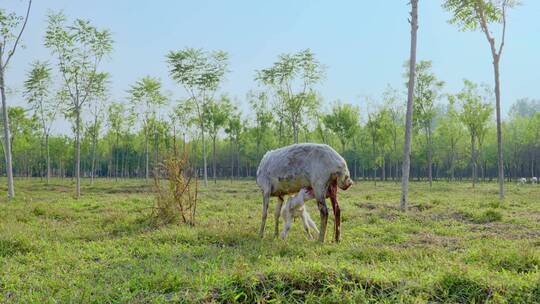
475, 209, 503, 223
152, 154, 198, 226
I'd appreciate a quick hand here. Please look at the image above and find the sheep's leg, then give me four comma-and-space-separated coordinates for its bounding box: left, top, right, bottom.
274, 196, 284, 237
329, 182, 341, 243
317, 199, 328, 243
259, 192, 270, 238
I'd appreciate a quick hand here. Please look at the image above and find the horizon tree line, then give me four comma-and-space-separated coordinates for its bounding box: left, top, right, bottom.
0, 1, 534, 203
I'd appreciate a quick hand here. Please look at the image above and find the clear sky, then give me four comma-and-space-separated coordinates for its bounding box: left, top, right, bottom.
3, 0, 540, 134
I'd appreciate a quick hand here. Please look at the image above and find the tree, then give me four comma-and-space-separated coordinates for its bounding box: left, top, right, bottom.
248, 91, 273, 160
323, 101, 360, 153
256, 49, 324, 144
225, 110, 242, 181
45, 11, 113, 197
400, 0, 419, 210
443, 0, 518, 199
174, 100, 195, 155
509, 98, 540, 118
382, 85, 404, 180
411, 60, 444, 188
435, 98, 463, 180
366, 107, 392, 182
6, 107, 37, 177
527, 112, 540, 177
128, 76, 167, 183
24, 61, 58, 184
456, 80, 493, 188
167, 48, 229, 186
86, 73, 108, 184
204, 95, 232, 183
0, 0, 32, 198
106, 102, 122, 180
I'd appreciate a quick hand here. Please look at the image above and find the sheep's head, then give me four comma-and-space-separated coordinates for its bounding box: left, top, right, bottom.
336, 168, 353, 190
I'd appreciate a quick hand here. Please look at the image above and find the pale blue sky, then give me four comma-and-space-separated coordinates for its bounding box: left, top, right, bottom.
3, 1, 540, 133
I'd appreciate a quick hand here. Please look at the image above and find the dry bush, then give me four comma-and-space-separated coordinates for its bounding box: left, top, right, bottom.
152, 154, 198, 226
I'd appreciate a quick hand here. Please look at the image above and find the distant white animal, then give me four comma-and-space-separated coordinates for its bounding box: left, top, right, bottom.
531, 177, 538, 184
518, 177, 527, 185
280, 188, 319, 240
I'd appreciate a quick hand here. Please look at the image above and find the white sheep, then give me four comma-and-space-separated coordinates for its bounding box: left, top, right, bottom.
280, 188, 319, 240
518, 177, 527, 185
256, 143, 353, 242
531, 177, 537, 184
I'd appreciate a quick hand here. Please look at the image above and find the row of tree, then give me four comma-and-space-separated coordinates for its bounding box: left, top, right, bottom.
5, 58, 539, 186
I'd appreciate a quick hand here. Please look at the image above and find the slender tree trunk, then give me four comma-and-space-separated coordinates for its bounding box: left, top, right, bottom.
471, 135, 477, 188
75, 107, 81, 198
236, 139, 240, 179
230, 137, 234, 183
115, 133, 119, 182
91, 132, 97, 185
145, 126, 149, 183
154, 123, 158, 177
182, 132, 186, 155
479, 146, 485, 182
212, 135, 217, 184
293, 121, 299, 144
278, 119, 283, 146
0, 60, 15, 199
492, 58, 505, 198
427, 128, 432, 189
256, 134, 260, 162
382, 155, 386, 181
201, 125, 208, 186
46, 133, 50, 185
172, 124, 177, 157
400, 0, 418, 211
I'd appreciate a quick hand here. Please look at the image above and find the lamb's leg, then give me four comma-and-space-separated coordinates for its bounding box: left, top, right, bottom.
301, 210, 313, 239
305, 211, 319, 235
274, 196, 284, 237
281, 210, 292, 240
259, 192, 270, 238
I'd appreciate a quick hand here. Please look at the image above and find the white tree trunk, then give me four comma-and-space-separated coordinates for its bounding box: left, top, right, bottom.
201, 126, 208, 186
493, 58, 505, 198
145, 126, 149, 183
0, 63, 14, 199
400, 0, 418, 210
46, 133, 51, 184
75, 107, 81, 198
91, 132, 97, 185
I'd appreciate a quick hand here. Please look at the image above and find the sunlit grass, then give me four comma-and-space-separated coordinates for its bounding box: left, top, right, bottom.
0, 178, 539, 303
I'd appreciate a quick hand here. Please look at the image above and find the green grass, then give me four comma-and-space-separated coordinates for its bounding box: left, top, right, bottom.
0, 178, 539, 303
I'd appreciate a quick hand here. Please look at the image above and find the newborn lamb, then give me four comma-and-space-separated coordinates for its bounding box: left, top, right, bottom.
280, 188, 319, 240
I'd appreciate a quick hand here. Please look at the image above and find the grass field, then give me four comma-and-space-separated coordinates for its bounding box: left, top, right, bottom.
0, 178, 539, 303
